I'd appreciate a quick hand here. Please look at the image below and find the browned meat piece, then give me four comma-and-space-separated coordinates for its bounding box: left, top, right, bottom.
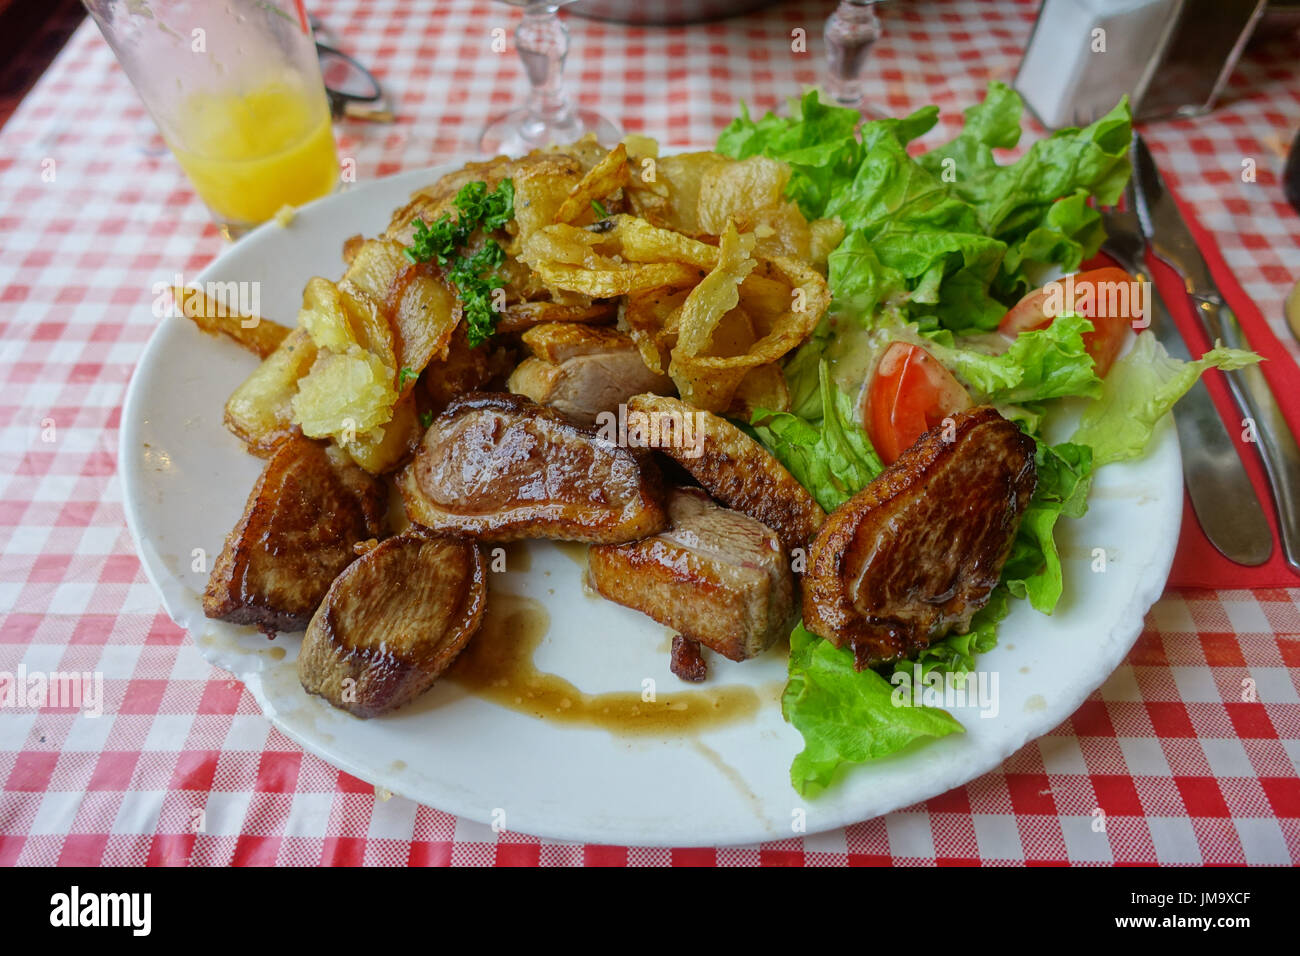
625, 394, 825, 554
495, 299, 616, 335
203, 437, 387, 635
399, 392, 667, 543
422, 324, 515, 413
508, 323, 674, 426
670, 634, 708, 683
588, 487, 795, 662
298, 529, 486, 717
803, 406, 1037, 670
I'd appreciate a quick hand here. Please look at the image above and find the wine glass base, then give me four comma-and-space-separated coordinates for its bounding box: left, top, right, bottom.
478, 106, 622, 157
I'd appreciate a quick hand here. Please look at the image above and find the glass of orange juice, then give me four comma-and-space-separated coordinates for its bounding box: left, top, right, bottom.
83, 0, 339, 238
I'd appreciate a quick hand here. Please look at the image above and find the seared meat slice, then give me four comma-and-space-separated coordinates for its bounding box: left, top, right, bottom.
399, 392, 667, 543
588, 487, 795, 662
203, 437, 387, 634
625, 394, 824, 554
298, 529, 486, 717
803, 406, 1036, 670
508, 323, 674, 426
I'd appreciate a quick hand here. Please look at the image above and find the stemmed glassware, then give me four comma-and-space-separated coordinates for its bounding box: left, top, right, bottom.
479, 1, 621, 156
824, 0, 887, 118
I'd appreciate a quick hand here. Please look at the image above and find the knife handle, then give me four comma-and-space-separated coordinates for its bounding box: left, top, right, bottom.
1195, 294, 1300, 573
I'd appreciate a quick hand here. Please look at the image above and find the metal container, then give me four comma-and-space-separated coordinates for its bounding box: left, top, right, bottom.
1015, 0, 1268, 129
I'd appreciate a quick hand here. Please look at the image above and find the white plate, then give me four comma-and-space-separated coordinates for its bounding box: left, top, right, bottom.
120, 163, 1182, 847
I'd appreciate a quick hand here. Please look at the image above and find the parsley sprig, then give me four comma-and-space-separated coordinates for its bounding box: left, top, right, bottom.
404, 179, 514, 347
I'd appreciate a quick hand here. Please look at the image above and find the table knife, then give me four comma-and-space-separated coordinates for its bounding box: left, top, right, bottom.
1131, 133, 1300, 575
1101, 206, 1272, 566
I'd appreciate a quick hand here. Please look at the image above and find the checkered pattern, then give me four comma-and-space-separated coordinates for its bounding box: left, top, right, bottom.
0, 0, 1297, 866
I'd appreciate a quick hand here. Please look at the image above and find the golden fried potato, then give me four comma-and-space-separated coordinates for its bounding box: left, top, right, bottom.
728, 363, 791, 418
670, 248, 829, 413
224, 327, 318, 454
292, 347, 399, 446
648, 152, 729, 235
385, 263, 461, 396
343, 392, 421, 474
674, 223, 756, 359
509, 155, 585, 251
521, 222, 705, 298
553, 143, 629, 226
621, 286, 689, 374
697, 155, 791, 236
173, 285, 290, 359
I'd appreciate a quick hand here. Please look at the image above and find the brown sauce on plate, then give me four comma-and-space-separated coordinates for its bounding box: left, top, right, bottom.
450, 592, 771, 734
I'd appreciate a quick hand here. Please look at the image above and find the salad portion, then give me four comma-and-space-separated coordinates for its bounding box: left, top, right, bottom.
721, 83, 1258, 793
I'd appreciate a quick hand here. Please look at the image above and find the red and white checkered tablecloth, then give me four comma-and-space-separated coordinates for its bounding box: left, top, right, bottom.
1, 0, 1298, 867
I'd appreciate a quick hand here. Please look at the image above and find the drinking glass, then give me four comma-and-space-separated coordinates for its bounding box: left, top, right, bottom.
824, 0, 888, 119
479, 1, 621, 156
83, 0, 340, 238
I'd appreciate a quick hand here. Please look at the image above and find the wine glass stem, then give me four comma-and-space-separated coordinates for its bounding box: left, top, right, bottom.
517, 4, 572, 124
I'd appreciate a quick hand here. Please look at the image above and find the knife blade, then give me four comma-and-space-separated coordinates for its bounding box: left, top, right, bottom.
1131, 133, 1300, 575
1101, 206, 1271, 566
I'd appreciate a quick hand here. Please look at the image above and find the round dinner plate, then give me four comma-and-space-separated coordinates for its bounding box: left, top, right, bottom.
120, 162, 1183, 847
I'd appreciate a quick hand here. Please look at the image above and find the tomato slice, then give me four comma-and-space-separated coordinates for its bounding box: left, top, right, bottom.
863, 342, 972, 466
997, 267, 1138, 378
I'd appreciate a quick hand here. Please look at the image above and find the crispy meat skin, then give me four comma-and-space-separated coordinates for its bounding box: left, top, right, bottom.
588, 487, 795, 662
203, 437, 387, 634
803, 406, 1037, 669
670, 635, 708, 683
508, 323, 674, 426
626, 394, 825, 554
399, 391, 667, 543
298, 529, 486, 717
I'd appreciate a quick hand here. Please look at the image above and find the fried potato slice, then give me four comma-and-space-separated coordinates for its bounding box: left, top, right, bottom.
508, 154, 585, 250
621, 286, 689, 374
553, 143, 629, 226
224, 327, 318, 454
521, 217, 714, 298
292, 347, 399, 444
173, 285, 290, 358
668, 222, 756, 408
648, 151, 730, 235
670, 248, 829, 412
383, 262, 461, 398
343, 392, 422, 475
697, 155, 791, 235
727, 363, 791, 418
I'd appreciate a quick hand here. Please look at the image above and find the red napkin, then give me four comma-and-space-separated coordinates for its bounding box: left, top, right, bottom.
1091, 191, 1300, 588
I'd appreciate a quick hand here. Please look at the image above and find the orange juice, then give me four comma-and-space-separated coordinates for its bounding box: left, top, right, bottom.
168, 81, 339, 227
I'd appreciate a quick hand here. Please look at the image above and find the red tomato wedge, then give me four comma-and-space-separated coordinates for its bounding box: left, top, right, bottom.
863, 342, 972, 466
997, 267, 1139, 378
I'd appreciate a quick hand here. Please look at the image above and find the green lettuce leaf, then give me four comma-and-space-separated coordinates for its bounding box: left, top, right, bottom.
1002, 442, 1094, 613
1072, 333, 1262, 467
914, 588, 1012, 678
750, 361, 883, 512
784, 624, 965, 795
720, 84, 1133, 333
926, 312, 1103, 404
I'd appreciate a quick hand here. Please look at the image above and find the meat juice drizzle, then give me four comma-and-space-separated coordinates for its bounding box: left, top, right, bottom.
449, 591, 772, 734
